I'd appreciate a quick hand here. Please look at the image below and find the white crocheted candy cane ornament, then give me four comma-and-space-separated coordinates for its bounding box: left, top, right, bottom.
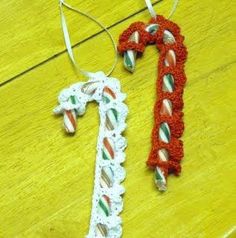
54, 72, 128, 238
56, 1, 129, 237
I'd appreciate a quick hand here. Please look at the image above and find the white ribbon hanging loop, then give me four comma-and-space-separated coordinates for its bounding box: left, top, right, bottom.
145, 0, 180, 19
59, 0, 118, 77
145, 0, 157, 19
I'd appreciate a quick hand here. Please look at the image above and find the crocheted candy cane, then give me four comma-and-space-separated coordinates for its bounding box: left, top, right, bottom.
54, 71, 128, 238
118, 15, 187, 191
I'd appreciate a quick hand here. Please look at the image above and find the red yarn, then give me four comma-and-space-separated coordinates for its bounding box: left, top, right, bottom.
118, 15, 187, 181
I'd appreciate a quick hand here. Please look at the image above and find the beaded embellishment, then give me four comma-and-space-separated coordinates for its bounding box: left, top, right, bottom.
118, 15, 187, 191
54, 71, 128, 238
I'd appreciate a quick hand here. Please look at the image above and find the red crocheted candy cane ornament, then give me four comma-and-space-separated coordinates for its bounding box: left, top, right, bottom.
118, 15, 187, 191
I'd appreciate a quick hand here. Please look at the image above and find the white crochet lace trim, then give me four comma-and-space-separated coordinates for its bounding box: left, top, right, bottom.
54, 71, 128, 238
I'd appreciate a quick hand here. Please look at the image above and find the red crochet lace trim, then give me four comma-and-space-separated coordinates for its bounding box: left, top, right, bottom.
118, 15, 187, 179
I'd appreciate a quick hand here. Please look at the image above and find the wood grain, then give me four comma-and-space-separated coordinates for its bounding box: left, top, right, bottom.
0, 0, 163, 84
0, 0, 235, 237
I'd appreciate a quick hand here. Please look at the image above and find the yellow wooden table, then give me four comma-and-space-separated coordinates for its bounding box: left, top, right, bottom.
0, 0, 235, 237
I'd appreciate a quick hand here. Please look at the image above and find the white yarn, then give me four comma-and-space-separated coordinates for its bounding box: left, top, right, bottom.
54, 71, 128, 238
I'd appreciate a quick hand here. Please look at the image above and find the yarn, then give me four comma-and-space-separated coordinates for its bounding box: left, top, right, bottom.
118, 15, 187, 191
